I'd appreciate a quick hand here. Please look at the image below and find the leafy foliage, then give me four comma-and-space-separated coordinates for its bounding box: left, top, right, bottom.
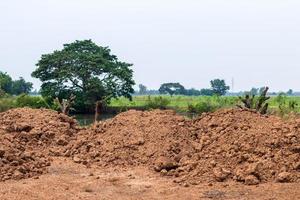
12, 77, 33, 95
210, 79, 230, 96
0, 71, 13, 94
32, 40, 135, 112
138, 84, 147, 95
0, 72, 33, 95
159, 83, 186, 96
15, 94, 49, 108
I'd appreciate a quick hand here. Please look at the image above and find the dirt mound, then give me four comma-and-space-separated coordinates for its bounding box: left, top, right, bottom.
0, 131, 50, 181
173, 109, 300, 185
66, 108, 300, 185
66, 110, 197, 168
0, 108, 79, 181
1, 107, 300, 185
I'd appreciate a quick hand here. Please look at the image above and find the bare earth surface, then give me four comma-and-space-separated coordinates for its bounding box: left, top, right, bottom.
1, 108, 300, 199
0, 158, 299, 200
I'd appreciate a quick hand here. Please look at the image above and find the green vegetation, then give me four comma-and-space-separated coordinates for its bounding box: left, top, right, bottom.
145, 96, 171, 109
15, 94, 50, 109
0, 72, 32, 95
154, 79, 230, 96
158, 82, 186, 96
109, 95, 300, 115
0, 40, 299, 118
0, 95, 50, 112
1, 94, 300, 116
32, 39, 135, 113
110, 95, 238, 113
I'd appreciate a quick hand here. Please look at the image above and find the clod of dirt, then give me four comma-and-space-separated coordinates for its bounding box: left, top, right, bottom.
276, 172, 292, 183
244, 175, 260, 185
213, 167, 231, 182
154, 157, 179, 172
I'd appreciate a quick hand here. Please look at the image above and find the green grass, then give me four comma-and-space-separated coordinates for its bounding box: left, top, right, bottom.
2, 94, 300, 116
109, 95, 239, 112
110, 95, 300, 114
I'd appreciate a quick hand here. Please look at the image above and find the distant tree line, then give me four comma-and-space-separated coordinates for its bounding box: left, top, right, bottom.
136, 79, 230, 96
137, 83, 296, 97
0, 71, 33, 96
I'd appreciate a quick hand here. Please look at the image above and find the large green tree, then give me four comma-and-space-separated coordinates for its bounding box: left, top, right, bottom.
210, 79, 230, 96
32, 40, 135, 112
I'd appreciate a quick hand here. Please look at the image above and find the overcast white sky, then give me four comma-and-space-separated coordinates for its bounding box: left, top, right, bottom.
0, 0, 299, 91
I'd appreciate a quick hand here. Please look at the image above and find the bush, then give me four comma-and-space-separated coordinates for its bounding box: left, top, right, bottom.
187, 101, 216, 114
15, 94, 49, 109
0, 97, 15, 112
145, 96, 170, 109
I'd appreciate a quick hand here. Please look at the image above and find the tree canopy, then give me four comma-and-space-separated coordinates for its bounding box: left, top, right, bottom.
0, 71, 13, 94
0, 71, 33, 95
12, 77, 33, 95
32, 40, 135, 112
210, 79, 230, 96
159, 82, 186, 96
138, 84, 147, 95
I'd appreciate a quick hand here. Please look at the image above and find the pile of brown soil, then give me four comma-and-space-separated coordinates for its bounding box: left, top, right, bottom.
0, 108, 79, 181
0, 132, 50, 181
1, 107, 300, 185
66, 109, 300, 185
168, 109, 300, 185
66, 110, 196, 168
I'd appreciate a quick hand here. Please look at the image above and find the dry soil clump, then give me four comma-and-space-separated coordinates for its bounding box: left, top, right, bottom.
0, 108, 79, 181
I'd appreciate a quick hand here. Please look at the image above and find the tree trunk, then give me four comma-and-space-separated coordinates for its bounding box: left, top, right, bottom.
94, 101, 101, 123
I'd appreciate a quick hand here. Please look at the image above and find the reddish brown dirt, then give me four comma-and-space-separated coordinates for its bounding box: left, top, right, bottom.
66, 110, 196, 168
177, 109, 300, 185
0, 157, 300, 200
0, 108, 79, 181
65, 109, 300, 186
1, 108, 300, 199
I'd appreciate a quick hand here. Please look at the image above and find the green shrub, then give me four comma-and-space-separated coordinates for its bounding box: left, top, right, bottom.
187, 101, 216, 114
15, 94, 49, 109
0, 97, 15, 112
145, 96, 170, 109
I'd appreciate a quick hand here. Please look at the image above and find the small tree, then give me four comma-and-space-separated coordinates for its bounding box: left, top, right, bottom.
250, 88, 259, 96
210, 79, 230, 96
159, 83, 186, 96
138, 84, 147, 95
238, 86, 270, 114
287, 89, 293, 96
